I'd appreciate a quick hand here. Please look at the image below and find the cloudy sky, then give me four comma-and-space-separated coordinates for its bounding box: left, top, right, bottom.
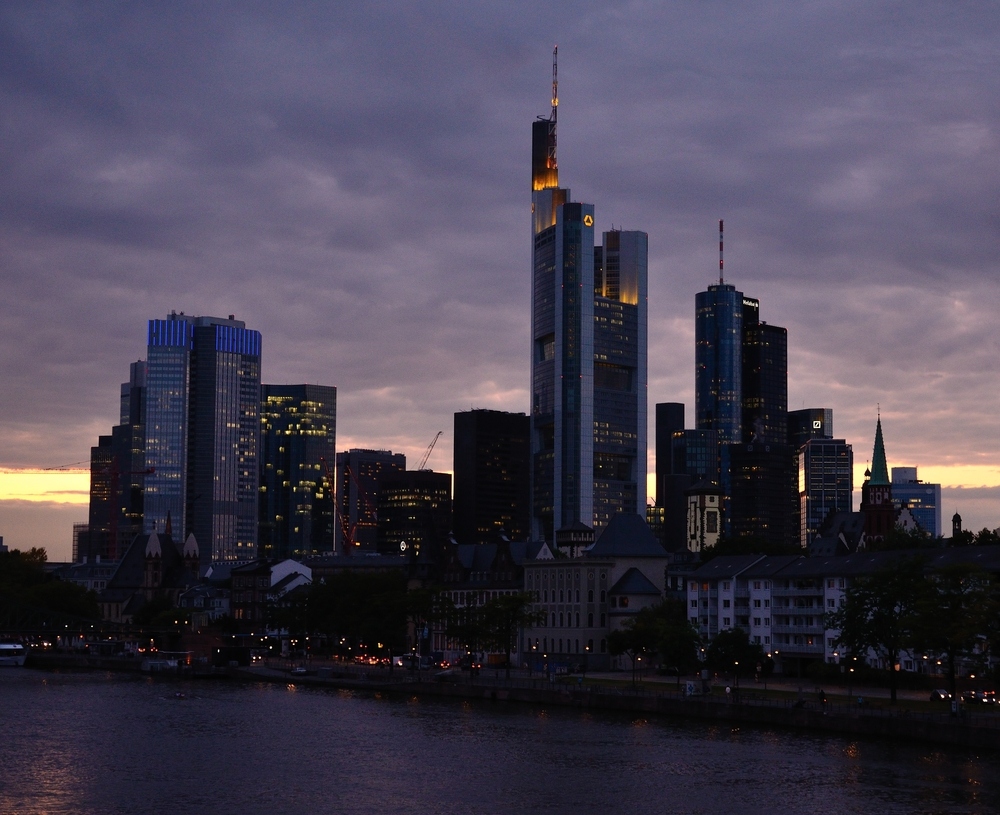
2, 1, 998, 559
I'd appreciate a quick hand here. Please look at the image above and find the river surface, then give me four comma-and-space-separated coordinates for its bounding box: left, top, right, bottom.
1, 668, 998, 815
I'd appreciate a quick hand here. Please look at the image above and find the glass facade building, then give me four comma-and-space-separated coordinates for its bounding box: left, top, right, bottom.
259, 384, 337, 559
143, 312, 262, 563
798, 438, 853, 547
891, 467, 942, 537
695, 284, 743, 444
530, 106, 647, 542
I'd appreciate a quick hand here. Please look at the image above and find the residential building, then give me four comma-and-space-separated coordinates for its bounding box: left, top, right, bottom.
453, 409, 530, 545
143, 312, 262, 562
259, 384, 337, 559
529, 61, 647, 542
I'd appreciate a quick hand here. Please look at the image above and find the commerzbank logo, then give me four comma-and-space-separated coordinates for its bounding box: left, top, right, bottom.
583, 214, 594, 227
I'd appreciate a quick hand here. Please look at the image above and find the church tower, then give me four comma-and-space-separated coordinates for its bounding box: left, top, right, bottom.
860, 413, 895, 543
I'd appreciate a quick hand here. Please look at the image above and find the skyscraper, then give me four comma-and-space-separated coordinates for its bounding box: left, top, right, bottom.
259, 384, 337, 559
530, 52, 647, 541
335, 448, 406, 553
694, 233, 793, 546
453, 409, 530, 544
143, 312, 262, 563
695, 282, 743, 444
376, 470, 452, 558
788, 409, 852, 548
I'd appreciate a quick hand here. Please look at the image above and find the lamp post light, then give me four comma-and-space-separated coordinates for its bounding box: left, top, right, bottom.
584, 644, 590, 681
734, 660, 739, 702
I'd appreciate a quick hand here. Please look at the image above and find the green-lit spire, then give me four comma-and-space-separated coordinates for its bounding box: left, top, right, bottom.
869, 414, 890, 486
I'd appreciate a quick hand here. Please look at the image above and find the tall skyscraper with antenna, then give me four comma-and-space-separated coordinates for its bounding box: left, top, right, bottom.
694, 224, 794, 546
530, 48, 647, 542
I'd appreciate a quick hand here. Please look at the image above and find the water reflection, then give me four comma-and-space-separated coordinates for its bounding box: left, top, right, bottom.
1, 669, 998, 815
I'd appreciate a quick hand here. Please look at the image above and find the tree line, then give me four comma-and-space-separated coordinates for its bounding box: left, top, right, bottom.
826, 558, 1000, 702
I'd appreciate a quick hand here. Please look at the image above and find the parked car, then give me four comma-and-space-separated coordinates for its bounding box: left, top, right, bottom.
930, 689, 952, 701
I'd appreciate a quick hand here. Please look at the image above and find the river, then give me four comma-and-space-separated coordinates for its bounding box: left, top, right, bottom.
1, 668, 997, 815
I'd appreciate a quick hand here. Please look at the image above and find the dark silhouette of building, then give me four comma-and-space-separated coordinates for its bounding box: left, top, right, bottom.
82, 362, 147, 563
335, 448, 406, 553
453, 409, 529, 544
376, 470, 452, 558
259, 384, 337, 559
741, 300, 787, 444
861, 414, 895, 542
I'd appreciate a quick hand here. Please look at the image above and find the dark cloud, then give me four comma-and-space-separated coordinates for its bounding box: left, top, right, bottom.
1, 1, 998, 553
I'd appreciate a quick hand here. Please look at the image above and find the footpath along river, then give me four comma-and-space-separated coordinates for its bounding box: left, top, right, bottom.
1, 667, 998, 815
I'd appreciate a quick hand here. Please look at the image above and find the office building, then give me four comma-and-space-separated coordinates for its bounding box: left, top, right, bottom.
143, 312, 262, 562
891, 467, 941, 538
259, 384, 337, 560
788, 409, 852, 548
741, 301, 787, 444
694, 250, 792, 546
336, 448, 406, 553
82, 362, 147, 563
798, 437, 853, 548
530, 55, 647, 541
788, 408, 833, 450
654, 402, 685, 505
376, 470, 452, 558
453, 409, 530, 544
695, 282, 743, 444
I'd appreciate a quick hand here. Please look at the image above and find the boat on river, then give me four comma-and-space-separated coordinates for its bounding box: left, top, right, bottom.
0, 642, 28, 666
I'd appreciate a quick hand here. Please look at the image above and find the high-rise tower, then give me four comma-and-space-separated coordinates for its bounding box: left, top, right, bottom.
530, 50, 647, 541
259, 384, 337, 559
143, 312, 262, 562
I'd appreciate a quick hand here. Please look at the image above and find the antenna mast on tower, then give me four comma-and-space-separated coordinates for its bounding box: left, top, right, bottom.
719, 219, 724, 285
549, 45, 558, 171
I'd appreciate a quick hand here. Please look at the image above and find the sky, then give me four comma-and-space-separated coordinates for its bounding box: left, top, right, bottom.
1, 1, 998, 561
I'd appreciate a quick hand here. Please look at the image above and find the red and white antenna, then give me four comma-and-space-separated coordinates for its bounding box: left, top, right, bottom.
719, 219, 724, 285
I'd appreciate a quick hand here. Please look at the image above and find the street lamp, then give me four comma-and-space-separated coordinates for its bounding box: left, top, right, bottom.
734, 660, 740, 702
584, 644, 590, 681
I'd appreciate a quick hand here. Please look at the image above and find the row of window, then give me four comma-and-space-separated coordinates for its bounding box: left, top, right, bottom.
540, 589, 605, 603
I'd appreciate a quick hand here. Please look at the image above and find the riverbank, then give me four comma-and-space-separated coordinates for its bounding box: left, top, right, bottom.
233, 663, 1000, 752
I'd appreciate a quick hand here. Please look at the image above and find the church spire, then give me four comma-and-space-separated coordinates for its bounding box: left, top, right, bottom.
869, 412, 890, 486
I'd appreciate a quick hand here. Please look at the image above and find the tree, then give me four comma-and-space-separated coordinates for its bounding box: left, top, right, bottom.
867, 526, 934, 552
480, 593, 544, 678
911, 564, 997, 699
825, 557, 926, 703
608, 624, 647, 686
700, 535, 802, 562
705, 627, 762, 680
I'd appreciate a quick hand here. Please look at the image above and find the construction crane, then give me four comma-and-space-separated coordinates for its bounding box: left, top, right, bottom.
417, 431, 443, 471
319, 457, 347, 556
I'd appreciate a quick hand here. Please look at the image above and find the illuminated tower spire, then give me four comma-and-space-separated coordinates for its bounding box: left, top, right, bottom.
531, 46, 560, 193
